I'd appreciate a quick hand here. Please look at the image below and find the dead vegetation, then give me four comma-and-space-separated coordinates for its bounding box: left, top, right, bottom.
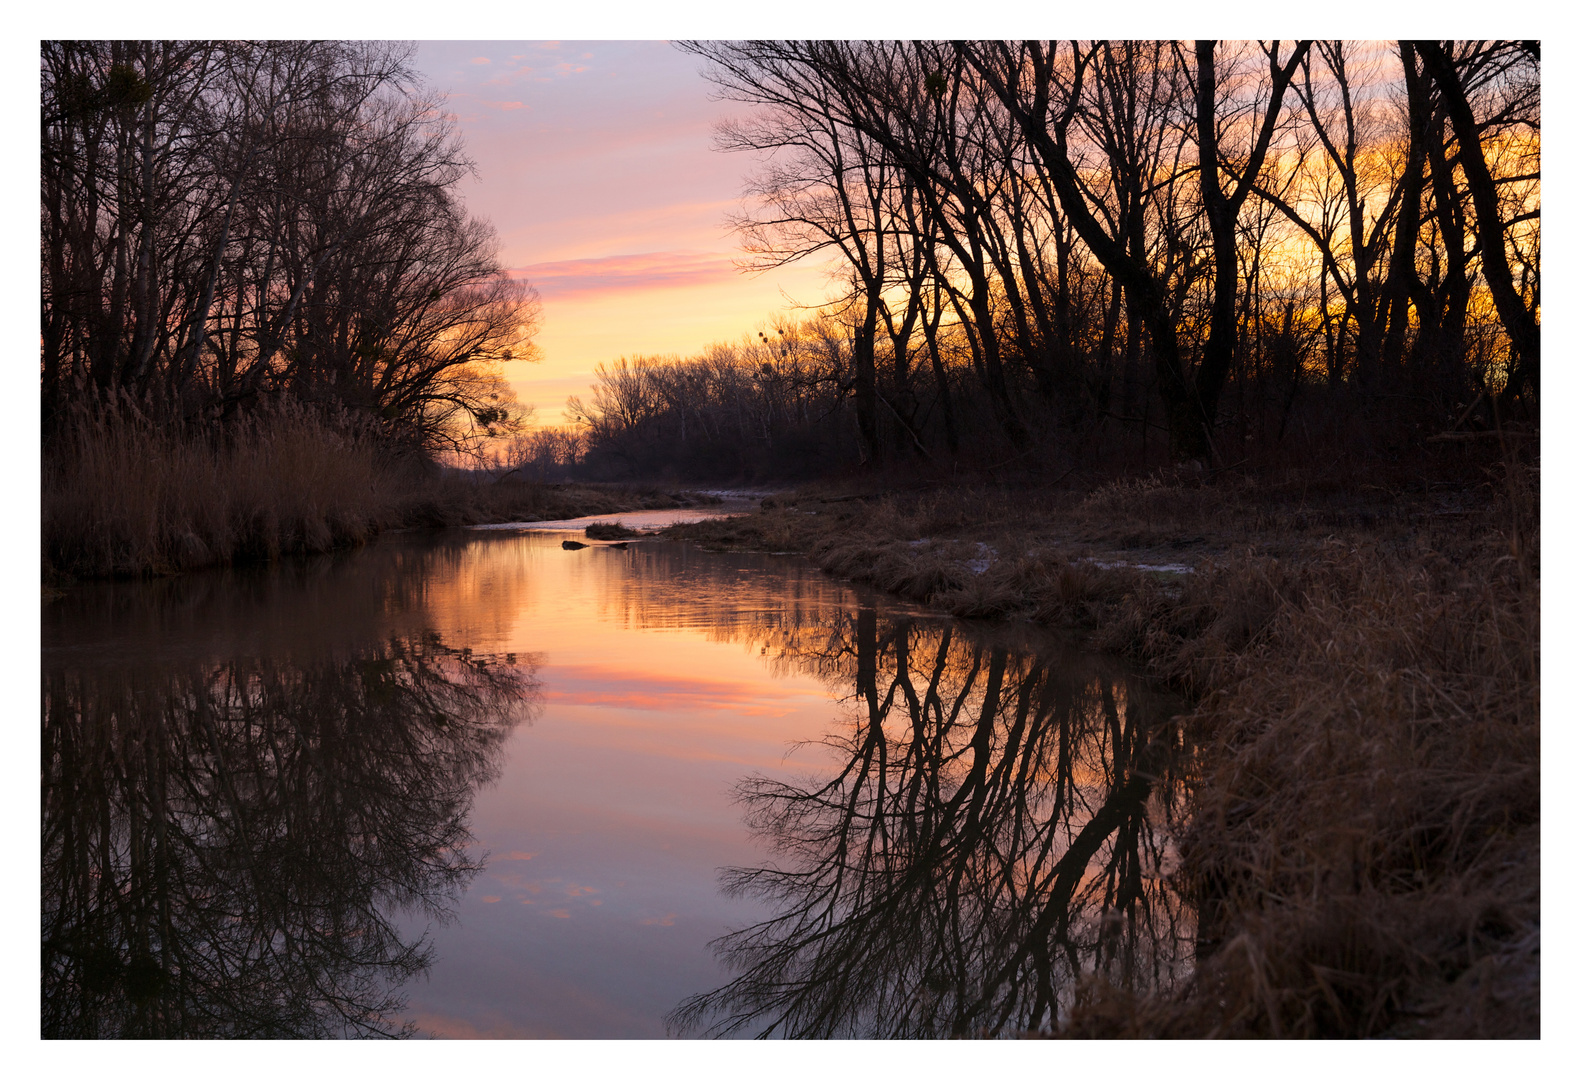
41, 401, 707, 580
394, 476, 706, 532
1080, 534, 1539, 1038
662, 462, 1539, 1038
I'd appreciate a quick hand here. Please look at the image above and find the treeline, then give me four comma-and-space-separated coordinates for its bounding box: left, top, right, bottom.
561, 318, 863, 482
573, 40, 1537, 474
41, 40, 536, 456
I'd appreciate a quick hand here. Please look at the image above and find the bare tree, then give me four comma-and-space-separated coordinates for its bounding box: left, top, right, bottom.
1414, 40, 1540, 405
41, 40, 539, 456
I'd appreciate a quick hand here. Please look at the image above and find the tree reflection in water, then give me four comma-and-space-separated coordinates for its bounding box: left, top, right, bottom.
42, 637, 537, 1038
670, 606, 1192, 1038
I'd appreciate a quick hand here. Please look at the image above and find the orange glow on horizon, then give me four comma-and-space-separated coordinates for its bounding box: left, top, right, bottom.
508, 256, 835, 425
415, 42, 843, 428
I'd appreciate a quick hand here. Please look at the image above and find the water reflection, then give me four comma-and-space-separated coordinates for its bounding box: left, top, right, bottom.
41, 636, 537, 1038
43, 532, 1190, 1039
669, 607, 1191, 1038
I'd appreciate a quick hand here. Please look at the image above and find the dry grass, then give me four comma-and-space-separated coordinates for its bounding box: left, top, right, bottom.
44, 399, 398, 578
1073, 537, 1539, 1038
664, 464, 1540, 1038
42, 401, 710, 580
583, 521, 640, 540
393, 476, 706, 531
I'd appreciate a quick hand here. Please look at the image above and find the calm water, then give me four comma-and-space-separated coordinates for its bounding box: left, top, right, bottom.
42, 516, 1193, 1038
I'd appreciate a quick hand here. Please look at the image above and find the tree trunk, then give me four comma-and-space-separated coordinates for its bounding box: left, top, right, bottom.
1415, 41, 1540, 402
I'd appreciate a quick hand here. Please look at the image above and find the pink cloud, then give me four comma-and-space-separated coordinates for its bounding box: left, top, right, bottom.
511, 251, 743, 300
489, 870, 542, 892
639, 913, 677, 926
470, 56, 491, 65
498, 850, 538, 861
541, 663, 801, 715
449, 89, 528, 112
485, 70, 530, 87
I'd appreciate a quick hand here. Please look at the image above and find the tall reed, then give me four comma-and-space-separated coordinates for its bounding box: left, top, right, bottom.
43, 396, 401, 578
43, 395, 717, 580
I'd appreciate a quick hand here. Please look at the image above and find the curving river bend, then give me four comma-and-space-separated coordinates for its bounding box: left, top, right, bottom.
42, 511, 1194, 1038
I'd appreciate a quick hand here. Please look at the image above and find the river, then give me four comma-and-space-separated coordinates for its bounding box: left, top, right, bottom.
42, 509, 1193, 1038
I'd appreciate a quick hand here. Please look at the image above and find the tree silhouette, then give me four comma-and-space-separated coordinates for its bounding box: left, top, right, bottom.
42, 635, 538, 1038
669, 608, 1191, 1038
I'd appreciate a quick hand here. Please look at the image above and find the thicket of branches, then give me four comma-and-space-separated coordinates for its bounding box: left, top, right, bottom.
564, 318, 865, 481
41, 40, 538, 457
574, 40, 1538, 477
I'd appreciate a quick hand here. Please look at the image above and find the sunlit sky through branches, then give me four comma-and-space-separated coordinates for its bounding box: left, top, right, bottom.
415, 41, 836, 425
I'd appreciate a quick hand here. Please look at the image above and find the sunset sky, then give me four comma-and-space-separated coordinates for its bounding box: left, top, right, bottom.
414, 41, 837, 425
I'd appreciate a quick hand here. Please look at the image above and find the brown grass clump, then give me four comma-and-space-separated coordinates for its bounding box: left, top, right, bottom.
43, 398, 713, 580
663, 505, 829, 554
44, 398, 398, 578
1148, 537, 1539, 1038
583, 521, 640, 540
1053, 530, 1537, 1038
396, 476, 709, 530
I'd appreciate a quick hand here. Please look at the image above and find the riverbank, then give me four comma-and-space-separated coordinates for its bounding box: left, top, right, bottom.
41, 405, 711, 582
662, 467, 1540, 1037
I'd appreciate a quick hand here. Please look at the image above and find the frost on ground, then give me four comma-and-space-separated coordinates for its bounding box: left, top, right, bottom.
905, 539, 1187, 577
908, 538, 997, 573
966, 542, 996, 575
1080, 558, 1195, 575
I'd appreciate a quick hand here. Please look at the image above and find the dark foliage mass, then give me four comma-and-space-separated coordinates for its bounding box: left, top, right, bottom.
41, 41, 538, 457
568, 40, 1536, 479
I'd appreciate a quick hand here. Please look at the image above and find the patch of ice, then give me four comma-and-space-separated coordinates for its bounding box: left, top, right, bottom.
1080, 558, 1194, 574
965, 542, 997, 574
695, 488, 781, 499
